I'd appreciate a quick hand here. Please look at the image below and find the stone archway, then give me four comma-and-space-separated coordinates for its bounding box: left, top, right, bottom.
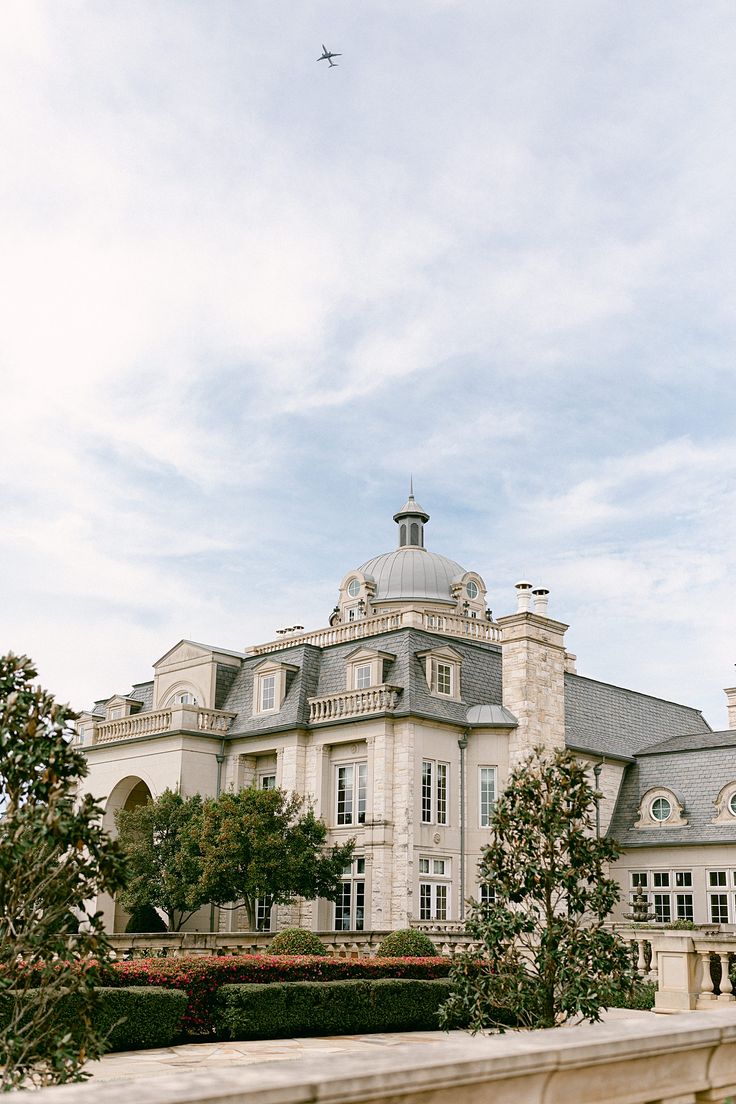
100, 776, 153, 933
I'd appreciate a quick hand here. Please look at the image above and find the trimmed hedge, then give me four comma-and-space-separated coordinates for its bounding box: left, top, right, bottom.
267, 928, 328, 956
215, 978, 454, 1039
606, 981, 656, 1011
378, 929, 437, 958
0, 987, 187, 1053
108, 954, 451, 1036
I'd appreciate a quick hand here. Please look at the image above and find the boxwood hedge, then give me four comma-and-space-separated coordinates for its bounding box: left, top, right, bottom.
0, 986, 187, 1053
108, 954, 451, 1036
214, 978, 455, 1039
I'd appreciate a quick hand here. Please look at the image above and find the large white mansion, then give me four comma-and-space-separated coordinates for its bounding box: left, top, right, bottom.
77, 492, 736, 934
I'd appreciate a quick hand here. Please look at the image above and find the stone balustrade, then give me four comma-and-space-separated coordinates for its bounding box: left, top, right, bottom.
107, 930, 394, 959
92, 705, 236, 745
308, 684, 402, 723
28, 1007, 736, 1104
651, 930, 736, 1012
247, 608, 500, 656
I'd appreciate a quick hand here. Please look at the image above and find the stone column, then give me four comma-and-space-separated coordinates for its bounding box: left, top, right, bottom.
496, 610, 569, 768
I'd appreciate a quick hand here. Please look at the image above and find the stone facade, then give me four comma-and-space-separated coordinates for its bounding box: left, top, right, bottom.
76, 493, 736, 935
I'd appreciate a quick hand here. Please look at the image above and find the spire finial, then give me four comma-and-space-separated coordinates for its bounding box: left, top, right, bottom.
410, 474, 414, 497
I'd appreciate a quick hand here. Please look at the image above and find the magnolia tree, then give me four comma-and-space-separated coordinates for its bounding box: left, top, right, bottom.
440, 746, 638, 1032
0, 653, 128, 1090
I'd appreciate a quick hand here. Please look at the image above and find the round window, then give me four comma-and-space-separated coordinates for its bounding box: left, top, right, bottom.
347, 579, 360, 597
729, 793, 736, 817
651, 797, 672, 822
466, 580, 479, 599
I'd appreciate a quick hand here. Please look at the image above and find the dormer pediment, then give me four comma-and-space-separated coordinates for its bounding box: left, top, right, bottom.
345, 647, 396, 664
253, 658, 299, 675
416, 644, 463, 662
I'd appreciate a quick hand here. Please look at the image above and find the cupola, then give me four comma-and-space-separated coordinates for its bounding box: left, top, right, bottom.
393, 483, 430, 548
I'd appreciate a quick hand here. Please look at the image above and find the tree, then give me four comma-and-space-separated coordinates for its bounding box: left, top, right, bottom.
198, 787, 355, 931
440, 746, 638, 1033
0, 653, 128, 1090
115, 789, 207, 931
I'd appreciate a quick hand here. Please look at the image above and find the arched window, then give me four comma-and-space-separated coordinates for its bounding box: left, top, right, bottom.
410, 522, 419, 545
400, 524, 407, 546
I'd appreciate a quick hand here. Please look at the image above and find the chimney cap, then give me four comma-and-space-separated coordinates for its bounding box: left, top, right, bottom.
532, 586, 550, 596
515, 579, 533, 590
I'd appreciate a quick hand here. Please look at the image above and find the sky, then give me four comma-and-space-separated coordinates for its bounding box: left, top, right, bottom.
1, 0, 735, 727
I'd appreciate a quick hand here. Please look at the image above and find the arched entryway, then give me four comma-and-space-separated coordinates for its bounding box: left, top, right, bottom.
100, 775, 153, 933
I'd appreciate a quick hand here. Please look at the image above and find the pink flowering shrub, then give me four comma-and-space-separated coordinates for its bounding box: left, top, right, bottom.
106, 955, 451, 1035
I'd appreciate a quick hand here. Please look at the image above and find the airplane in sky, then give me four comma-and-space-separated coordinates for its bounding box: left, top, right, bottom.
317, 44, 341, 67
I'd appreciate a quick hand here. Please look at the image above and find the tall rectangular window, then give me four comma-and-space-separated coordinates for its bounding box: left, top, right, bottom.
336, 763, 366, 826
418, 856, 451, 921
429, 660, 453, 696
479, 766, 497, 827
335, 857, 365, 930
354, 664, 372, 689
710, 894, 729, 924
421, 761, 433, 823
676, 894, 694, 922
260, 674, 276, 711
337, 765, 353, 825
436, 763, 448, 825
653, 894, 671, 923
255, 896, 273, 931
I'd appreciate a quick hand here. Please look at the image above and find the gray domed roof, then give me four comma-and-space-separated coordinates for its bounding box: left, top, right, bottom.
357, 547, 465, 605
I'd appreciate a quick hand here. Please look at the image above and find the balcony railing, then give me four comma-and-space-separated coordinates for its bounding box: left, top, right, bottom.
247, 608, 500, 656
92, 705, 236, 745
309, 685, 402, 724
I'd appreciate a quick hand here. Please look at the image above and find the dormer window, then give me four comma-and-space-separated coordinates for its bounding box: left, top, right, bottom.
354, 664, 372, 690
253, 659, 298, 716
634, 787, 687, 829
711, 782, 736, 824
347, 578, 361, 598
345, 647, 396, 692
417, 646, 462, 701
651, 797, 671, 822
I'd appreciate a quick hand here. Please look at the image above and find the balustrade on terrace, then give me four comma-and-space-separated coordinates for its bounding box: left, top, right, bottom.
90, 705, 236, 745
247, 608, 500, 656
309, 684, 402, 723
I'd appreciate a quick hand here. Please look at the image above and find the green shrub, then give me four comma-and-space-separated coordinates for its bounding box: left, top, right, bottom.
0, 987, 187, 1053
603, 981, 656, 1011
378, 928, 437, 958
108, 953, 450, 1035
267, 928, 328, 956
215, 978, 453, 1040
125, 905, 168, 934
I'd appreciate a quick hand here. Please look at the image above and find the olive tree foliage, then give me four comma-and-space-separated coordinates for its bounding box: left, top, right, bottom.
0, 653, 128, 1091
115, 790, 207, 932
198, 787, 355, 931
440, 747, 638, 1033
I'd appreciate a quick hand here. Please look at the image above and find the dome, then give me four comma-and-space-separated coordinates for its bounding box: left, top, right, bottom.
356, 547, 466, 605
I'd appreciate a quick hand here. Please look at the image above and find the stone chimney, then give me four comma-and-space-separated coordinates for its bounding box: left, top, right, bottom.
497, 584, 569, 768
725, 687, 736, 730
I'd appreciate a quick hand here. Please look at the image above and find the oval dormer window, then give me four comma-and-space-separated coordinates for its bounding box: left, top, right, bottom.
651, 797, 672, 822
729, 793, 736, 818
466, 580, 479, 599
347, 579, 361, 598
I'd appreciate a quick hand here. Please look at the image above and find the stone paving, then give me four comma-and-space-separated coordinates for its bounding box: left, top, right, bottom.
82, 1008, 658, 1083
